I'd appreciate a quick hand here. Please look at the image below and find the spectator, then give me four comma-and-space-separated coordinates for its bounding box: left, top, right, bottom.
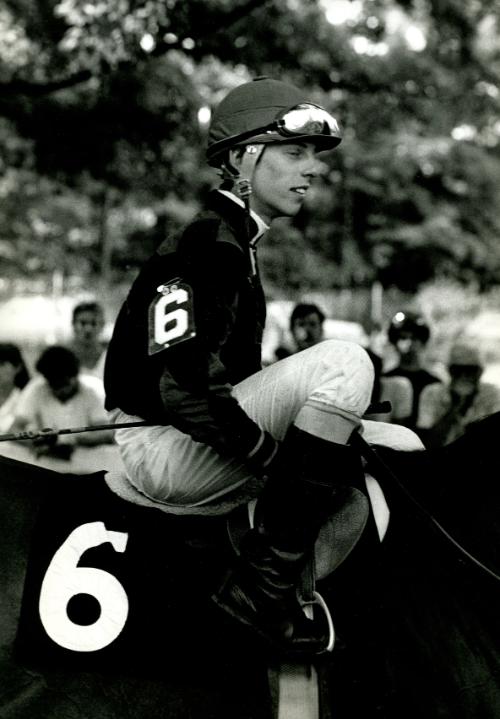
11, 345, 113, 462
277, 307, 412, 424
290, 303, 326, 352
274, 302, 326, 359
417, 343, 500, 447
68, 301, 107, 380
0, 343, 30, 432
383, 310, 442, 430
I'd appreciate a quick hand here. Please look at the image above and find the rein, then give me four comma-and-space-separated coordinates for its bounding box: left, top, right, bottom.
351, 432, 500, 584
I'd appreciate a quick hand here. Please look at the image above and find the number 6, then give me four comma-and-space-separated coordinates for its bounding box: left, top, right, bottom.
39, 522, 129, 652
148, 282, 195, 354
154, 289, 189, 346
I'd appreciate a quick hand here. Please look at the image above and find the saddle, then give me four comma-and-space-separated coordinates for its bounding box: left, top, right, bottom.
105, 469, 265, 516
105, 466, 390, 582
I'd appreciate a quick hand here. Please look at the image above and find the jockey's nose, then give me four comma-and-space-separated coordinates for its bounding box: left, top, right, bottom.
302, 157, 320, 179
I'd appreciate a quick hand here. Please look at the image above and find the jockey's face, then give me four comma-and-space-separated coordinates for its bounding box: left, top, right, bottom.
235, 142, 322, 223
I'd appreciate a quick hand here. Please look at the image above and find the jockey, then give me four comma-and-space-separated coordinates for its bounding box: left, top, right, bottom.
104, 77, 379, 655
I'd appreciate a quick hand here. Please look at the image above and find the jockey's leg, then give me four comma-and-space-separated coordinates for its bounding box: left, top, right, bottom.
113, 340, 374, 653
212, 340, 374, 653
213, 423, 367, 654
112, 340, 374, 506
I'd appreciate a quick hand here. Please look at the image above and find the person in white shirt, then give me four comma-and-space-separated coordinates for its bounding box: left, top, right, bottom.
417, 343, 500, 447
67, 300, 108, 380
11, 345, 113, 461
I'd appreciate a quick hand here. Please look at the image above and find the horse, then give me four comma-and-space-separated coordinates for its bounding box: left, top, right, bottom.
1, 412, 500, 718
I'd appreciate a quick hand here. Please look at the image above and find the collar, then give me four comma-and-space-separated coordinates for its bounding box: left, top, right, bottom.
216, 190, 269, 244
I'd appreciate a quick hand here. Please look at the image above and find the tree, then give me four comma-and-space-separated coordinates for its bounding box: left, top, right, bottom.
1, 0, 499, 293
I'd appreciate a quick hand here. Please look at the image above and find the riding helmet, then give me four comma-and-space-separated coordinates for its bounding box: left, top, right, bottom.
388, 311, 431, 345
206, 77, 342, 166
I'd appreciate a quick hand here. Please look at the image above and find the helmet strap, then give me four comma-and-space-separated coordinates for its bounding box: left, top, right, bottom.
230, 144, 265, 273
235, 144, 265, 206
219, 155, 240, 181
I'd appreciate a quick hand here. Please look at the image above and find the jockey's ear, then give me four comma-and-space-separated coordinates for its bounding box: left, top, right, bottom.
228, 147, 246, 173
218, 149, 243, 182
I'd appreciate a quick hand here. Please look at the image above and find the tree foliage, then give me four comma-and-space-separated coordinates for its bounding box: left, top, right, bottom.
1, 0, 499, 293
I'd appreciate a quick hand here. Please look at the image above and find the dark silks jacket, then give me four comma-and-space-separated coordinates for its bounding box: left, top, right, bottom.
104, 190, 276, 465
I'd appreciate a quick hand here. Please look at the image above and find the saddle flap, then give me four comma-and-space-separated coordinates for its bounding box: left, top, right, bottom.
314, 488, 370, 580
227, 488, 370, 582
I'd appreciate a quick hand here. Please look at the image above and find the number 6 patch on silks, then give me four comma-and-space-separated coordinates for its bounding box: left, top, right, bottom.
148, 278, 196, 355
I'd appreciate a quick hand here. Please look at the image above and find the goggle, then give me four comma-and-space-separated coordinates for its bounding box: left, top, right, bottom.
216, 103, 341, 154
273, 103, 341, 139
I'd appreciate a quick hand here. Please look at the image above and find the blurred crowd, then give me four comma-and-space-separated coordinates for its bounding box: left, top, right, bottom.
0, 296, 498, 476
267, 302, 500, 448
0, 300, 124, 474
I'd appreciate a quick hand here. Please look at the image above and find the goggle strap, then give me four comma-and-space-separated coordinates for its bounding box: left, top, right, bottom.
210, 123, 279, 157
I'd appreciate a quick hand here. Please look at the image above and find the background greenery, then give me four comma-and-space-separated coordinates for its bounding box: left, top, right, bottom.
1, 0, 500, 355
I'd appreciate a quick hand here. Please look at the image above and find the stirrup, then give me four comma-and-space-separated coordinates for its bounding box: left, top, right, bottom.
299, 590, 335, 653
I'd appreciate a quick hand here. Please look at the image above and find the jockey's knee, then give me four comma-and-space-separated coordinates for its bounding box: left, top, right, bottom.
316, 339, 375, 410
320, 339, 374, 380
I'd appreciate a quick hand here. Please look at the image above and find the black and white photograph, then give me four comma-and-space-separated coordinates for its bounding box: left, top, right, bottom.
1, 1, 500, 717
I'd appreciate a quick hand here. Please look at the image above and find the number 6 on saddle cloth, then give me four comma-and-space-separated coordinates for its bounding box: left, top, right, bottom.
11, 435, 391, 672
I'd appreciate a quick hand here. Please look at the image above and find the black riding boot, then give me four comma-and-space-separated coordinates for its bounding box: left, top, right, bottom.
212, 424, 365, 656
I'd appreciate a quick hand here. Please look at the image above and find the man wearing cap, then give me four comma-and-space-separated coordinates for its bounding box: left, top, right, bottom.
104, 77, 412, 655
417, 342, 500, 447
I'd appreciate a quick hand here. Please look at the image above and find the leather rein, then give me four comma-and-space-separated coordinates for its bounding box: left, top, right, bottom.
351, 431, 500, 585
